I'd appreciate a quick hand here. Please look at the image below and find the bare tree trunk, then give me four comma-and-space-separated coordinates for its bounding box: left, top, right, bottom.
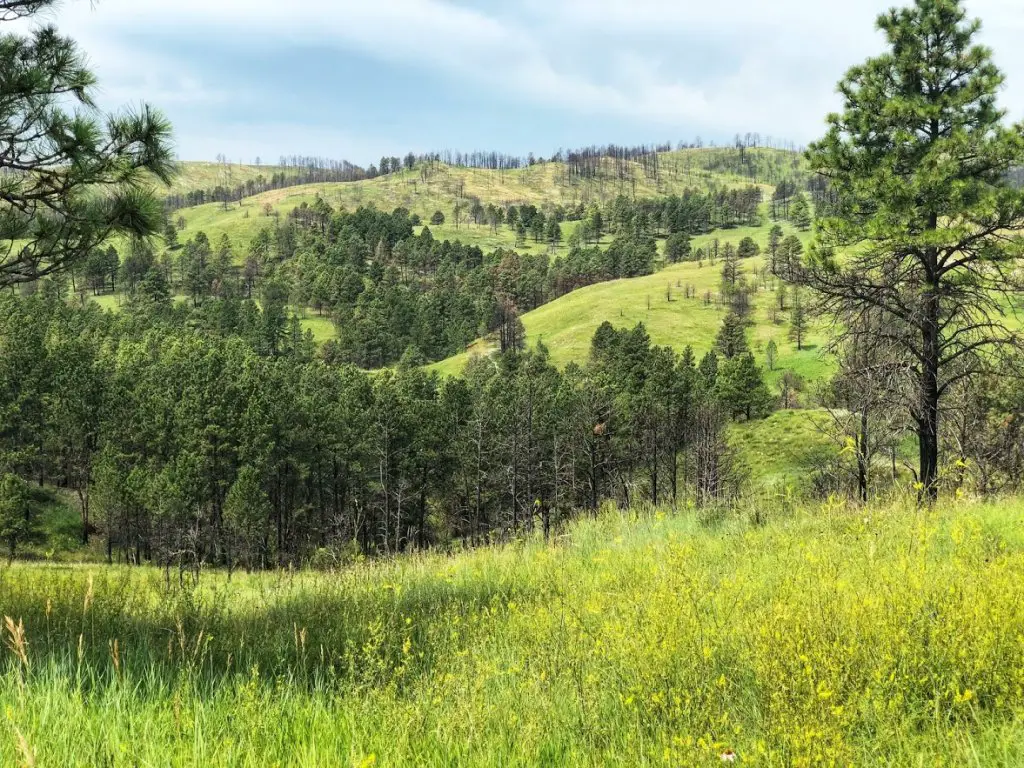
857, 409, 869, 503
919, 275, 941, 503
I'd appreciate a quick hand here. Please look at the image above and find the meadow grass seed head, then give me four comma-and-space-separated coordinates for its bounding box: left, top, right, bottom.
14, 727, 34, 768
3, 616, 28, 668
83, 575, 93, 614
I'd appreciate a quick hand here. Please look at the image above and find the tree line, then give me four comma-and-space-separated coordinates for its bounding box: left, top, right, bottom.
0, 285, 777, 566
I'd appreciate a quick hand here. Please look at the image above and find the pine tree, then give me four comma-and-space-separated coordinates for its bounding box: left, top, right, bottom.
664, 232, 692, 263
515, 220, 527, 247
790, 194, 812, 230
737, 236, 760, 259
224, 465, 271, 571
716, 354, 772, 421
545, 216, 562, 249
0, 1, 175, 286
719, 243, 739, 291
788, 289, 807, 351
698, 350, 719, 389
0, 473, 39, 559
779, 235, 803, 274
585, 204, 603, 243
530, 212, 545, 243
767, 225, 783, 272
715, 311, 749, 359
790, 0, 1024, 499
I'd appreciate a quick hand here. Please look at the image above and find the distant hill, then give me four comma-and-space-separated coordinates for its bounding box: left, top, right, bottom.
168, 148, 806, 252
163, 161, 299, 197
428, 221, 828, 383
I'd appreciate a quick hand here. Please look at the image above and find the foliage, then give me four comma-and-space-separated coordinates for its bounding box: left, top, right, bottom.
432, 224, 823, 379
0, 0, 175, 286
0, 472, 41, 557
0, 289, 770, 565
789, 0, 1024, 498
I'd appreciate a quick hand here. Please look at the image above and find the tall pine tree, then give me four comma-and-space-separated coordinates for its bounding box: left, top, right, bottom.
783, 0, 1024, 499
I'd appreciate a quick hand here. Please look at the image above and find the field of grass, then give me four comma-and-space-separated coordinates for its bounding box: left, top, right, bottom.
430, 223, 827, 383
730, 409, 837, 486
163, 162, 302, 198
293, 310, 337, 344
173, 149, 797, 254
3, 496, 1024, 765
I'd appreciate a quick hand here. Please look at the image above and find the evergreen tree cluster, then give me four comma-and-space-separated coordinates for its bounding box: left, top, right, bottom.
0, 287, 771, 566
86, 200, 671, 369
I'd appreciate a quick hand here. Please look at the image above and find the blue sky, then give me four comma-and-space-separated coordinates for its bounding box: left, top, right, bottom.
46, 0, 1024, 164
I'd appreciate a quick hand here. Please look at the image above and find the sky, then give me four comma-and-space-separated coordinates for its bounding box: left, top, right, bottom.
32, 0, 1024, 164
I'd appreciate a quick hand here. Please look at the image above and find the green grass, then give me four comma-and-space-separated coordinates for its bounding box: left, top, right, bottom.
162, 162, 303, 198
730, 409, 837, 487
430, 223, 827, 381
3, 496, 1024, 764
172, 149, 798, 254
84, 293, 124, 313
295, 311, 336, 344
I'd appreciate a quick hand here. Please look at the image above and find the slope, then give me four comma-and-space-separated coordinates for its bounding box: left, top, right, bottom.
4, 497, 1024, 764
170, 148, 802, 253
429, 223, 828, 383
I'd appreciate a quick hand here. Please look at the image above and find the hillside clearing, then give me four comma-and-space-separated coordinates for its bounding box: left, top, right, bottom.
430, 225, 825, 381
171, 149, 801, 253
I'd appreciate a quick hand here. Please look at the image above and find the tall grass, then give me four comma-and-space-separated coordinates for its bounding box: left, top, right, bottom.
2, 498, 1024, 765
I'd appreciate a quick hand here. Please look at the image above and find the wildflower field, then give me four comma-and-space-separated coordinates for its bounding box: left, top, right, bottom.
3, 499, 1024, 766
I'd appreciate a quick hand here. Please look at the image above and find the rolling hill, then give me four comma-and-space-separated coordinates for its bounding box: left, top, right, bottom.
162, 161, 304, 197
428, 222, 828, 383
169, 147, 804, 253
88, 147, 818, 381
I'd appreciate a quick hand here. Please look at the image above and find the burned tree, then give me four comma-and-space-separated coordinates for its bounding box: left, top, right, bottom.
818, 312, 911, 501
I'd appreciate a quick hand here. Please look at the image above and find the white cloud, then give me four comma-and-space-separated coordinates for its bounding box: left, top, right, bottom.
38, 0, 1024, 155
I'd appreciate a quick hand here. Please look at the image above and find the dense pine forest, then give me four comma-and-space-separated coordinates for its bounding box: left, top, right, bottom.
1, 282, 773, 567
2, 0, 1024, 567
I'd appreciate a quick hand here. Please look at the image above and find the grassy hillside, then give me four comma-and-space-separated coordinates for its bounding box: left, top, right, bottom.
172, 148, 801, 253
430, 223, 828, 382
163, 161, 303, 197
731, 408, 837, 486
3, 496, 1024, 765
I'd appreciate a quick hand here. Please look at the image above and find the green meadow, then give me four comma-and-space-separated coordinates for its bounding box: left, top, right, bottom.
3, 496, 1024, 766
429, 223, 824, 382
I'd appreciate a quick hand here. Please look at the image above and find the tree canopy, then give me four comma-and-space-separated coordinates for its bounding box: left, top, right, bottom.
784, 0, 1024, 499
0, 0, 175, 286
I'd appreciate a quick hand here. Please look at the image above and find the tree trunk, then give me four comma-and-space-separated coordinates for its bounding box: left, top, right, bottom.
77, 485, 90, 545
919, 277, 941, 503
857, 409, 869, 503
